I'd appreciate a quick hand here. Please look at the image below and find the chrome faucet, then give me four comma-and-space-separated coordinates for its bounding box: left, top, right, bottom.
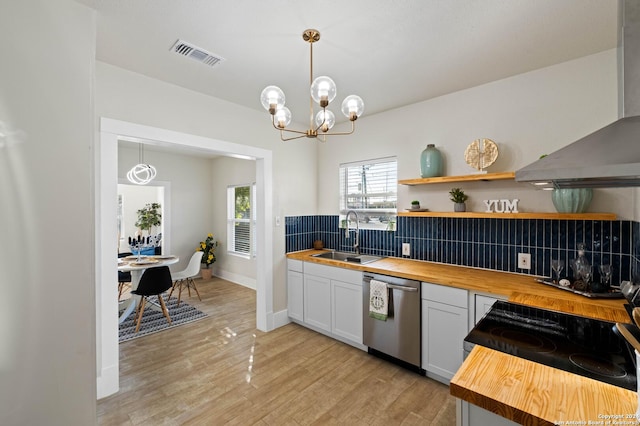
345, 210, 360, 254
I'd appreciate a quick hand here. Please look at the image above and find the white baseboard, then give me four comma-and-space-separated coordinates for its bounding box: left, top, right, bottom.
272, 309, 291, 329
213, 269, 256, 290
96, 364, 119, 399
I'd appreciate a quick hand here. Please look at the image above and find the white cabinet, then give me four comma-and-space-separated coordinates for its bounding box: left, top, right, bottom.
287, 261, 363, 349
287, 270, 304, 321
421, 282, 468, 384
287, 259, 304, 322
457, 293, 512, 426
468, 293, 507, 330
304, 273, 332, 332
332, 280, 362, 343
474, 294, 498, 324
458, 399, 519, 426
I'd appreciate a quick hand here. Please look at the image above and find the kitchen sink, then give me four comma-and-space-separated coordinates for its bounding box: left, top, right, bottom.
312, 251, 384, 265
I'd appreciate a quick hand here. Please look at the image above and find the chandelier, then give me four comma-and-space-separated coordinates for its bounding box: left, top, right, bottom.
260, 29, 364, 142
127, 143, 157, 185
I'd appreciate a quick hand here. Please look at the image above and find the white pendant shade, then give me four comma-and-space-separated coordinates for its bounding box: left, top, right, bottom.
127, 143, 157, 185
127, 163, 157, 185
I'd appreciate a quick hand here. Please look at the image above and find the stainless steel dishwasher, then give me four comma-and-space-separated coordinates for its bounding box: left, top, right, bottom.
362, 273, 423, 373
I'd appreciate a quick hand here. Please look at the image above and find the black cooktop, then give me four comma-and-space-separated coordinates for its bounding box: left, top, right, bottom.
465, 301, 637, 391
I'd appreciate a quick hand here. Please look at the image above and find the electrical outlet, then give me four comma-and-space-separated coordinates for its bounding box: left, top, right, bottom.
518, 253, 531, 270
402, 243, 411, 256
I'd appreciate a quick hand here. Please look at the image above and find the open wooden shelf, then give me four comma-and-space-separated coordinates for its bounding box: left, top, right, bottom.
398, 171, 515, 186
398, 171, 618, 220
397, 211, 617, 220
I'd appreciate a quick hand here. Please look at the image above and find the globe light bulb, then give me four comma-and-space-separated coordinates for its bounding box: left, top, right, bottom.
260, 85, 285, 114
274, 107, 292, 129
341, 95, 364, 121
310, 76, 336, 107
315, 110, 335, 132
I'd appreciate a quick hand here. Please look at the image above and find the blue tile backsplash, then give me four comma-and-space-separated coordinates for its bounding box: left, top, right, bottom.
285, 215, 640, 286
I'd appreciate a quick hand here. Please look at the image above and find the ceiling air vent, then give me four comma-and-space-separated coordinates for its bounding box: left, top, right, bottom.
170, 39, 225, 67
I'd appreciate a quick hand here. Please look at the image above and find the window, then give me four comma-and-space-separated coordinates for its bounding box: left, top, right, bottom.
339, 157, 397, 230
227, 184, 256, 257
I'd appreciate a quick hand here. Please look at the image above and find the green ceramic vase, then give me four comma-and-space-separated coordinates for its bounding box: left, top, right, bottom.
551, 188, 593, 213
420, 144, 442, 178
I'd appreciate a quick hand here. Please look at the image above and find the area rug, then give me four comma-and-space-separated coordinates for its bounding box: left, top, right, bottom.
119, 296, 208, 342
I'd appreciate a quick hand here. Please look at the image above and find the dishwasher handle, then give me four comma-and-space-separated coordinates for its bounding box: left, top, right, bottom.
386, 283, 418, 292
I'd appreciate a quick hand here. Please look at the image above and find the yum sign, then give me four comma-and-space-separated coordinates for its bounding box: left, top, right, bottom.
483, 199, 519, 213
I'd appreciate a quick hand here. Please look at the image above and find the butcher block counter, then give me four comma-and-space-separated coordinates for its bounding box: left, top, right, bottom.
287, 249, 637, 425
451, 347, 638, 426
287, 249, 629, 321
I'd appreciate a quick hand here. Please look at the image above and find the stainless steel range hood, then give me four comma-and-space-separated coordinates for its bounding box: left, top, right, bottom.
515, 0, 640, 189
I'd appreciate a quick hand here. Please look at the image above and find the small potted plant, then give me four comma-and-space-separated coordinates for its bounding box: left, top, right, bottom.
131, 203, 162, 255
411, 200, 421, 210
449, 188, 468, 212
135, 202, 162, 236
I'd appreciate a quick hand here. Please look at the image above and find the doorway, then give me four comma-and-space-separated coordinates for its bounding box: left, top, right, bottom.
117, 181, 168, 254
96, 118, 273, 398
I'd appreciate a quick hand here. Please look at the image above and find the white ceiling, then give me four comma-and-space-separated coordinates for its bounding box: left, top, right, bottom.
78, 0, 617, 125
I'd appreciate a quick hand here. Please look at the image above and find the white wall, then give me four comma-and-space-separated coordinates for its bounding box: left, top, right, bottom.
211, 157, 257, 287
0, 1, 97, 424
118, 145, 213, 271
318, 49, 634, 220
96, 61, 318, 313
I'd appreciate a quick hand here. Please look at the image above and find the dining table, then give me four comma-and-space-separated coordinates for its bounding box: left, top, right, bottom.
117, 254, 180, 324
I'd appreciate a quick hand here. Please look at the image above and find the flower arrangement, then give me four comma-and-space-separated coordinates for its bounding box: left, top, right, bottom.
198, 233, 219, 269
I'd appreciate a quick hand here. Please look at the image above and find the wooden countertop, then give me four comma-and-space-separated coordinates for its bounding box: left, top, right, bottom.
287, 249, 636, 423
287, 249, 630, 322
451, 347, 638, 426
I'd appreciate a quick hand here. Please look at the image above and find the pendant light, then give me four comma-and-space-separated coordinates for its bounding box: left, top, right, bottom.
260, 29, 364, 142
127, 144, 157, 185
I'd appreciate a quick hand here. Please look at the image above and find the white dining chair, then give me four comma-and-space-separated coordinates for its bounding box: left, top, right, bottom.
169, 251, 204, 306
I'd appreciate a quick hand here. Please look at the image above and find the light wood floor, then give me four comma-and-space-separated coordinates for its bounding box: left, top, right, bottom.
98, 277, 456, 425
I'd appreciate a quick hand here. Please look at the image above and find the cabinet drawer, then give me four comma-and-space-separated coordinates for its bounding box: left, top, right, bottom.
304, 262, 362, 285
287, 259, 303, 273
422, 282, 467, 308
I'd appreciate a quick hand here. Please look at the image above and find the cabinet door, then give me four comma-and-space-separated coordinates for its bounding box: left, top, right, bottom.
422, 300, 468, 383
304, 274, 331, 332
331, 280, 362, 344
287, 270, 304, 322
459, 400, 519, 426
474, 295, 502, 325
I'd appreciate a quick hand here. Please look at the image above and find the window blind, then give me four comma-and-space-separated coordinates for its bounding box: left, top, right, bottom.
227, 184, 255, 257
339, 157, 397, 227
